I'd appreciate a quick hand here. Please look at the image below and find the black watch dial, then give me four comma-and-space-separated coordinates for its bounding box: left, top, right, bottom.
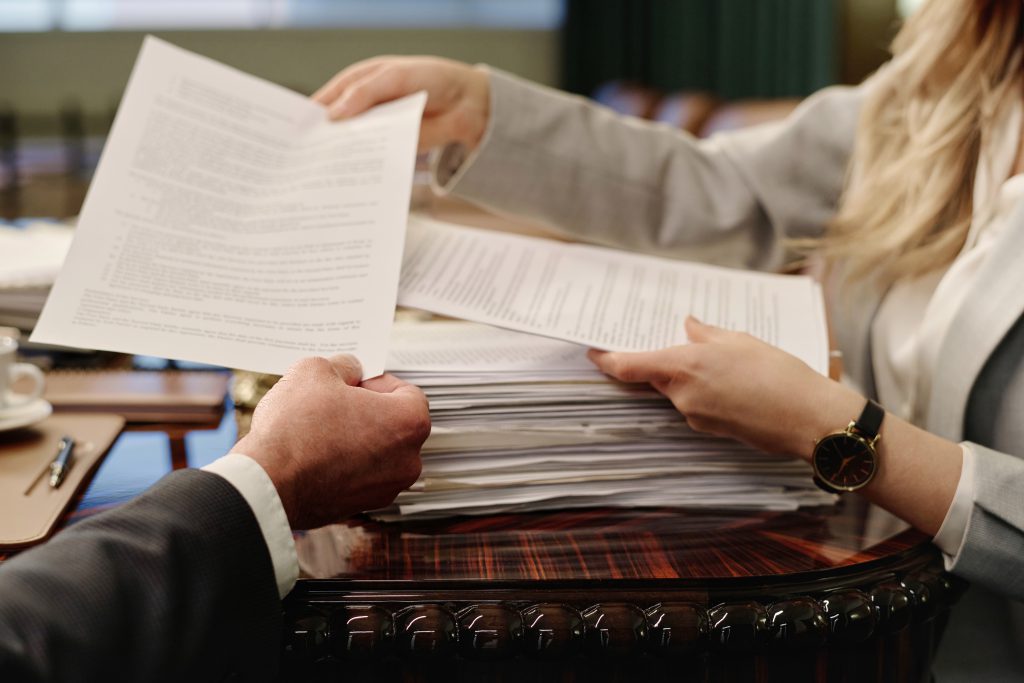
812, 433, 877, 491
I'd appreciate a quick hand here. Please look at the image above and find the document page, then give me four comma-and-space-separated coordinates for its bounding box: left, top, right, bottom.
398, 217, 830, 374
32, 37, 425, 377
387, 320, 597, 373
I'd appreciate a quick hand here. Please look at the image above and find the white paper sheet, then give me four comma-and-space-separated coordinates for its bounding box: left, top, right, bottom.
387, 320, 597, 373
31, 37, 425, 377
398, 216, 829, 375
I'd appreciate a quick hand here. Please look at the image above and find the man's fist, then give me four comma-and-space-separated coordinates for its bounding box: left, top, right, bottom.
231, 354, 430, 530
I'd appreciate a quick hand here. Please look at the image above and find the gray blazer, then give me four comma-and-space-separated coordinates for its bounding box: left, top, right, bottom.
440, 68, 1024, 679
0, 469, 282, 682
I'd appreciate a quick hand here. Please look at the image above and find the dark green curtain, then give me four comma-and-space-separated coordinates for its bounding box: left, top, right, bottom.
563, 0, 838, 99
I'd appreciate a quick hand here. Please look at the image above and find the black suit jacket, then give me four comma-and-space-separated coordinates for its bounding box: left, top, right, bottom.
0, 469, 282, 682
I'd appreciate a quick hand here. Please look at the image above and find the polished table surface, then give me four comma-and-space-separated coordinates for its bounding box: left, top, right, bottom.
26, 401, 962, 682
295, 491, 923, 583
56, 396, 924, 583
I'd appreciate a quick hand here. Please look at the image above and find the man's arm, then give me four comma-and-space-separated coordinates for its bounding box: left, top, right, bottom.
0, 355, 430, 682
0, 469, 281, 683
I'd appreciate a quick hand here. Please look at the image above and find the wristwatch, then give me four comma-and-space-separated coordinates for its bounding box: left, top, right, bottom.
811, 399, 884, 493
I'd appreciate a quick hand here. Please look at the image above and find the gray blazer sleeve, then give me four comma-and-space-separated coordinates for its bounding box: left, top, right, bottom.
0, 469, 282, 683
440, 68, 865, 270
951, 443, 1024, 599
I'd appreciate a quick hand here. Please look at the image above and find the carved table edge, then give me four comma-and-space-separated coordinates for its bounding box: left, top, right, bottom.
281, 551, 966, 664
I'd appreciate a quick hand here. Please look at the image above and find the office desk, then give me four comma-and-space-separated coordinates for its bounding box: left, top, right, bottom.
29, 404, 961, 683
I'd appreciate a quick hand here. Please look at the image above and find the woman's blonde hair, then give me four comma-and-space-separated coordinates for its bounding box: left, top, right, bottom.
823, 0, 1022, 284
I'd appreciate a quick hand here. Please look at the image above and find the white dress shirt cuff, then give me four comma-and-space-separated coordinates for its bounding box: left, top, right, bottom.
932, 443, 976, 570
202, 453, 299, 598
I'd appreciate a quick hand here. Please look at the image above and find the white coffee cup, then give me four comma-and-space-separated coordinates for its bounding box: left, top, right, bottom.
0, 337, 44, 411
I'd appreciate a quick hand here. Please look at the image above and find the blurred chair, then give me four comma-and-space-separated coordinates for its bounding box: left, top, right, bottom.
652, 91, 720, 136
698, 99, 801, 136
591, 81, 663, 120
590, 80, 802, 137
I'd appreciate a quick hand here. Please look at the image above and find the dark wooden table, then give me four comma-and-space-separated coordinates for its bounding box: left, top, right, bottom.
37, 406, 964, 682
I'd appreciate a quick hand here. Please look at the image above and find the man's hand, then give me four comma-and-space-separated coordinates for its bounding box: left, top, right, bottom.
231, 355, 430, 530
312, 56, 490, 152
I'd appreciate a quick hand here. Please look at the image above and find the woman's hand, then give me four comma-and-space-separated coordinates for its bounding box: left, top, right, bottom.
591, 316, 965, 536
313, 56, 490, 152
588, 316, 865, 460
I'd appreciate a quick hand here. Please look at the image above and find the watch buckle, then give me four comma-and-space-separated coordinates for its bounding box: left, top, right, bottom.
846, 421, 880, 447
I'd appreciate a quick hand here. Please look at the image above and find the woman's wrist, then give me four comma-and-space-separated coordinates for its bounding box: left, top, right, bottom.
462, 65, 491, 151
795, 378, 867, 462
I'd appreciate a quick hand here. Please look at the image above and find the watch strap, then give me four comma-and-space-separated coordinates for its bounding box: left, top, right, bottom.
852, 399, 885, 440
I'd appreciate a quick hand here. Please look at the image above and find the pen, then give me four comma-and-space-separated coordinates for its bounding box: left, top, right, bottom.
48, 436, 75, 489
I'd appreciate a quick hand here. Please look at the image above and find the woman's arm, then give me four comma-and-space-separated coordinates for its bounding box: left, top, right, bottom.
314, 57, 869, 270
439, 69, 865, 270
591, 317, 1024, 600
589, 316, 962, 535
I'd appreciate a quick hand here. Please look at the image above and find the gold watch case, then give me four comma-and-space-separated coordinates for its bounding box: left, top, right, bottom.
811, 421, 879, 493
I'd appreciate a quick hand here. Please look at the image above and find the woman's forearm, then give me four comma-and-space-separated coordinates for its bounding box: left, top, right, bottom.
590, 317, 964, 539
812, 381, 963, 536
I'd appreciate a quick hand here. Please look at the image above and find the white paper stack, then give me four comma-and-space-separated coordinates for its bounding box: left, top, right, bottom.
380, 320, 835, 520
0, 221, 74, 331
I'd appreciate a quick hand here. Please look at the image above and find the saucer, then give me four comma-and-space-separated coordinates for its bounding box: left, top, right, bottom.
0, 398, 53, 433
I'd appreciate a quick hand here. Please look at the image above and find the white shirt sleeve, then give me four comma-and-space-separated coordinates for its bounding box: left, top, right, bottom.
932, 443, 977, 570
201, 453, 298, 598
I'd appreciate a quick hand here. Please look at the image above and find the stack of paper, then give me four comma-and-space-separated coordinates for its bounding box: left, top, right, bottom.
0, 221, 73, 331
379, 320, 835, 520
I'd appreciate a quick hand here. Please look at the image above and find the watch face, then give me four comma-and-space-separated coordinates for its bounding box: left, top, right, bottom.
812, 433, 877, 491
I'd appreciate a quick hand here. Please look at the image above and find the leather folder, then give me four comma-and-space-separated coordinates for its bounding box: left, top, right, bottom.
43, 370, 229, 423
0, 413, 125, 550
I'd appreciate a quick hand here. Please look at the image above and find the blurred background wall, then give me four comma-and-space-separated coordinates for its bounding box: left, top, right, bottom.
0, 27, 561, 135
0, 0, 901, 136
